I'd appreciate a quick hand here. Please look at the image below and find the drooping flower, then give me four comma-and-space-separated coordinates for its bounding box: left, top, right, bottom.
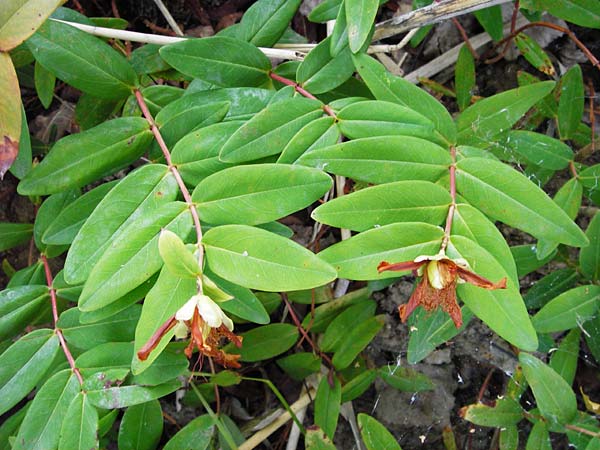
378, 252, 507, 328
137, 294, 242, 368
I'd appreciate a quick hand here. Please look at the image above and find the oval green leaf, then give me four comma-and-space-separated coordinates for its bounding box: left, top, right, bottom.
312, 180, 450, 232
0, 0, 63, 51
358, 414, 402, 450
228, 323, 299, 362
18, 117, 152, 195
314, 376, 341, 439
504, 130, 572, 170
318, 222, 444, 280
456, 158, 588, 247
194, 164, 332, 226
297, 136, 452, 185
159, 36, 271, 87
27, 19, 137, 99
204, 225, 337, 291
532, 285, 600, 333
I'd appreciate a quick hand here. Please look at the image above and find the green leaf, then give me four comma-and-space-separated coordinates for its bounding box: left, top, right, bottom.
14, 370, 80, 450
455, 44, 475, 111
580, 212, 600, 281
451, 203, 518, 284
532, 285, 600, 333
0, 285, 49, 341
318, 222, 444, 280
278, 116, 340, 164
301, 288, 370, 332
75, 93, 119, 130
524, 268, 578, 309
158, 229, 201, 278
193, 164, 332, 225
238, 0, 302, 47
204, 225, 337, 291
456, 81, 555, 146
407, 306, 473, 364
519, 352, 577, 425
276, 352, 321, 380
27, 19, 137, 99
227, 323, 299, 361
341, 369, 377, 402
78, 202, 192, 311
526, 420, 551, 450
296, 36, 354, 94
34, 60, 55, 109
345, 0, 378, 52
450, 235, 538, 351
558, 65, 584, 139
337, 100, 440, 143
34, 189, 78, 256
537, 178, 583, 259
163, 415, 214, 450
58, 393, 99, 450
358, 414, 402, 450
314, 376, 341, 439
321, 300, 376, 352
305, 428, 337, 450
536, 0, 600, 28
132, 267, 196, 375
159, 36, 271, 87
297, 136, 452, 184
308, 0, 342, 22
332, 315, 384, 369
460, 398, 523, 427
18, 117, 152, 195
43, 180, 117, 245
58, 304, 141, 351
378, 367, 435, 392
0, 404, 29, 450
514, 33, 555, 76
313, 180, 450, 232
87, 381, 181, 409
500, 425, 519, 450
0, 222, 32, 251
65, 164, 178, 284
352, 52, 456, 143
455, 158, 588, 247
118, 400, 163, 450
474, 5, 503, 40
504, 130, 572, 170
153, 100, 230, 149
172, 121, 241, 186
0, 329, 60, 415
511, 244, 555, 277
2, 1, 62, 50
220, 97, 323, 163
549, 328, 580, 386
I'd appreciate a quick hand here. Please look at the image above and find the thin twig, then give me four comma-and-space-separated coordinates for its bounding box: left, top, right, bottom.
589, 80, 596, 151
152, 0, 184, 36
269, 72, 337, 117
41, 255, 84, 385
373, 0, 513, 41
485, 0, 520, 64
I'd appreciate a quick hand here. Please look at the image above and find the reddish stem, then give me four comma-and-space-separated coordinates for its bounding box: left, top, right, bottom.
41, 255, 84, 385
569, 160, 578, 179
134, 90, 204, 275
486, 0, 520, 65
589, 80, 596, 151
452, 18, 479, 60
281, 294, 335, 370
268, 72, 337, 118
441, 147, 457, 252
487, 21, 600, 71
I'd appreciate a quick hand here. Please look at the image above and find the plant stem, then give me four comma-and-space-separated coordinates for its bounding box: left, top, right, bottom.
268, 72, 337, 118
41, 254, 84, 385
134, 89, 204, 289
441, 146, 457, 252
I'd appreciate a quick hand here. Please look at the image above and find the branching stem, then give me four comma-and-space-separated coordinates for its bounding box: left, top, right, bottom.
268, 72, 337, 118
41, 255, 84, 385
134, 89, 204, 288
